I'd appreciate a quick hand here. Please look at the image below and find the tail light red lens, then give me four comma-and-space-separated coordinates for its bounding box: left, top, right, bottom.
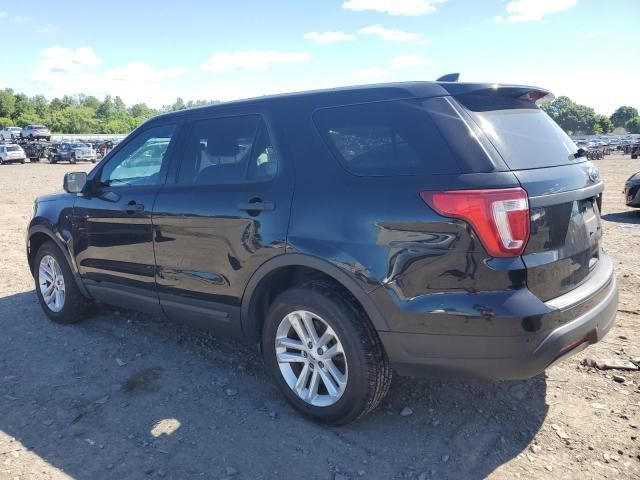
420, 188, 530, 257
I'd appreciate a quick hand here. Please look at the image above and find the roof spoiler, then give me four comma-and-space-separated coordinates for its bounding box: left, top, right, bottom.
441, 83, 555, 105
436, 73, 460, 82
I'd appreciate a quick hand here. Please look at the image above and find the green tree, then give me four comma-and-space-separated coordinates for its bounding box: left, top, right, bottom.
96, 95, 114, 122
542, 96, 598, 134
626, 116, 640, 134
12, 93, 36, 121
595, 114, 613, 134
129, 102, 154, 118
171, 97, 186, 111
81, 95, 101, 110
49, 98, 64, 111
610, 106, 639, 128
15, 112, 43, 127
0, 86, 222, 133
33, 95, 49, 119
0, 89, 16, 118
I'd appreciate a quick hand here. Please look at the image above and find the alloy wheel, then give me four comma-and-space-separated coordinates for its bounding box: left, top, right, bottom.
38, 255, 66, 313
275, 310, 348, 407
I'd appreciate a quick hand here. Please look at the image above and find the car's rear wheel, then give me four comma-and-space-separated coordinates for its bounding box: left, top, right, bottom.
34, 241, 90, 324
70, 153, 76, 164
263, 281, 392, 425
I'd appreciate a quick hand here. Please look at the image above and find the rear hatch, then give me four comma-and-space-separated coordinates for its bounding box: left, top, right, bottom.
450, 87, 604, 302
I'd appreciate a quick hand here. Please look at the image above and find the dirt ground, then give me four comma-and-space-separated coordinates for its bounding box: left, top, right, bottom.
0, 154, 639, 480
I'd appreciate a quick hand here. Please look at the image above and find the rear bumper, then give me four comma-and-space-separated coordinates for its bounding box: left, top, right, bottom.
378, 256, 618, 380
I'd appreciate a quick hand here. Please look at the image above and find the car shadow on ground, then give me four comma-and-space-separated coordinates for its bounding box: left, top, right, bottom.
602, 210, 640, 225
0, 290, 548, 480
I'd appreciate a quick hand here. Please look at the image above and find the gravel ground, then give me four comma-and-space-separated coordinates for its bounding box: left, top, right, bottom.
0, 155, 639, 480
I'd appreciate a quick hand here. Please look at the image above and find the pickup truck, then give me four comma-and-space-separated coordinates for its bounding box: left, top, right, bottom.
49, 142, 97, 164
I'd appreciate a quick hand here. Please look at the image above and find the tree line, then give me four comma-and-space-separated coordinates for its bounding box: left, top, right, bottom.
541, 96, 639, 135
0, 87, 638, 135
0, 88, 218, 134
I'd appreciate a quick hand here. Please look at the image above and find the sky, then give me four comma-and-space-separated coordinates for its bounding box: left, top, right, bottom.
0, 0, 638, 115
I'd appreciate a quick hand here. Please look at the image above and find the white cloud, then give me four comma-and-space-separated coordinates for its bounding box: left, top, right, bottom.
342, 0, 446, 16
30, 46, 188, 107
494, 0, 578, 23
200, 49, 311, 73
0, 11, 7, 18
108, 62, 186, 83
389, 53, 433, 69
357, 25, 429, 45
31, 47, 102, 79
303, 31, 355, 43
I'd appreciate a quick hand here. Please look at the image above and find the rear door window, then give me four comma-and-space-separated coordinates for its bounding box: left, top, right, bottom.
177, 115, 278, 185
313, 99, 460, 176
454, 95, 580, 170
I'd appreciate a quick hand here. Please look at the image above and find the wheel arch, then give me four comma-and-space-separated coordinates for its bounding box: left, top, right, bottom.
27, 226, 91, 298
240, 254, 389, 343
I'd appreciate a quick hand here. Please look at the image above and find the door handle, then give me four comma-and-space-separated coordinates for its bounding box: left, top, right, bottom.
122, 202, 144, 213
237, 200, 275, 212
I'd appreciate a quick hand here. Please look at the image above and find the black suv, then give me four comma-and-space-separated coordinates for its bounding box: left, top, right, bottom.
27, 81, 618, 424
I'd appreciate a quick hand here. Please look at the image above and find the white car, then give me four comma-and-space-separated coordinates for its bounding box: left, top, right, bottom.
0, 144, 27, 164
0, 127, 22, 141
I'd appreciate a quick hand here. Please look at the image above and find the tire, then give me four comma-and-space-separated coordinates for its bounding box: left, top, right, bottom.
29, 134, 34, 141
20, 158, 25, 164
49, 155, 58, 164
45, 136, 51, 142
34, 241, 91, 324
70, 154, 76, 164
263, 281, 392, 425
0, 158, 3, 165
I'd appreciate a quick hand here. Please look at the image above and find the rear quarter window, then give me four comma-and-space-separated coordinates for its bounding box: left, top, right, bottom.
455, 95, 580, 170
313, 99, 461, 176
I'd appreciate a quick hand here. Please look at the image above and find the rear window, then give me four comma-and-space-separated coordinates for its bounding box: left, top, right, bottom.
456, 96, 579, 170
313, 99, 460, 176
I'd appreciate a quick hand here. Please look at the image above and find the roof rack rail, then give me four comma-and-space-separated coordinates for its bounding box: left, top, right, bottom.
436, 73, 460, 82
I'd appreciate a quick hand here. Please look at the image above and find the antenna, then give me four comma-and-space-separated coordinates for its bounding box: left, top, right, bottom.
436, 73, 460, 82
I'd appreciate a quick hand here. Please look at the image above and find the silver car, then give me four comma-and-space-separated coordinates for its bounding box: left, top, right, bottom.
0, 144, 27, 164
0, 127, 22, 141
21, 124, 51, 141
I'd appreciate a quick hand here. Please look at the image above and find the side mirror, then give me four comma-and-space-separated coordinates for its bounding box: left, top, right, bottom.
63, 172, 88, 193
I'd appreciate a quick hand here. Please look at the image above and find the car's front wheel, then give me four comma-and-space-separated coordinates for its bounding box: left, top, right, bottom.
34, 241, 90, 324
263, 281, 392, 425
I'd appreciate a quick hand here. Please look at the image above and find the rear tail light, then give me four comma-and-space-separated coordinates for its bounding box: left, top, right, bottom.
421, 187, 530, 257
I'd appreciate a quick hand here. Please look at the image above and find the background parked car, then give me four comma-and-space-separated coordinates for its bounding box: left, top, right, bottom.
624, 171, 640, 207
22, 142, 52, 163
21, 124, 51, 141
0, 144, 26, 164
49, 142, 97, 164
0, 127, 22, 141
